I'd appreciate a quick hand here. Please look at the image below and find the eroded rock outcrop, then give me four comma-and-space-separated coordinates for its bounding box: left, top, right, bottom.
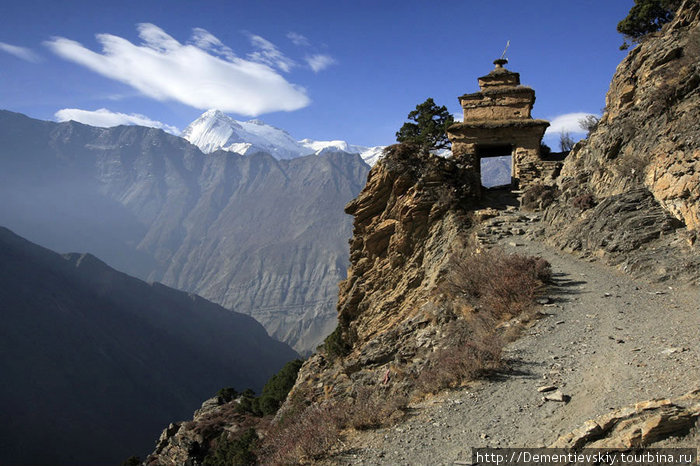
541, 0, 700, 283
551, 389, 700, 450
285, 144, 479, 406
147, 396, 261, 466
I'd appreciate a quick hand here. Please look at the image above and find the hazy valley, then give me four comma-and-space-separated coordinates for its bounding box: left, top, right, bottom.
1, 1, 698, 464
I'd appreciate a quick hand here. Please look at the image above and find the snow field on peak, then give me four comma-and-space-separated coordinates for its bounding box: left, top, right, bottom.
183, 110, 385, 165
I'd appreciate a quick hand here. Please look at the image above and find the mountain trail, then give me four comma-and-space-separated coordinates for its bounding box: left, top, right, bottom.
331, 210, 699, 465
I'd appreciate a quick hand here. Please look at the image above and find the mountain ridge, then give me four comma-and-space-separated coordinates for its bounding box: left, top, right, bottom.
0, 225, 297, 465
0, 111, 371, 352
182, 108, 386, 165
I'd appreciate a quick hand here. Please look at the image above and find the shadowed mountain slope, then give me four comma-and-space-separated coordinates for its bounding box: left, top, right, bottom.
0, 226, 297, 465
0, 111, 370, 352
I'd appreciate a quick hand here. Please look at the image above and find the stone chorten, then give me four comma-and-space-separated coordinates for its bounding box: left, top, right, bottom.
447, 59, 550, 193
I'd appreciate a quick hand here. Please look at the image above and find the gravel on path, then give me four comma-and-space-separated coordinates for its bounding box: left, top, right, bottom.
334, 230, 699, 465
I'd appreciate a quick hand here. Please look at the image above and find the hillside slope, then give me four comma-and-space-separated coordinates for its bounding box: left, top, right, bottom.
337, 2, 700, 460
275, 2, 700, 461
339, 228, 699, 463
0, 226, 297, 465
540, 0, 700, 282
0, 113, 370, 352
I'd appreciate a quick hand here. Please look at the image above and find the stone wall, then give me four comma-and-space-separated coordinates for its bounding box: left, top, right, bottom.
448, 121, 549, 193
460, 88, 536, 120
447, 61, 551, 196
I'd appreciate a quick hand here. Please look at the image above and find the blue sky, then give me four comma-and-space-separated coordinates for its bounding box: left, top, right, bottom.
0, 0, 634, 148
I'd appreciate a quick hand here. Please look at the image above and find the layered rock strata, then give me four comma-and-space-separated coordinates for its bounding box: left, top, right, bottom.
282, 143, 481, 410
540, 0, 700, 283
552, 389, 700, 450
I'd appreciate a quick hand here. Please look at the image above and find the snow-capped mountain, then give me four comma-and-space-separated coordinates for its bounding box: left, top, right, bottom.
298, 138, 385, 165
182, 109, 385, 165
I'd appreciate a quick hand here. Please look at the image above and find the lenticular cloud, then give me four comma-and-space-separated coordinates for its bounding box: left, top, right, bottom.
55, 108, 180, 135
45, 24, 310, 116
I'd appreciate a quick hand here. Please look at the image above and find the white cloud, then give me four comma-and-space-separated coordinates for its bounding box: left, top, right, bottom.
287, 32, 310, 47
45, 24, 310, 116
55, 108, 180, 134
191, 28, 236, 61
0, 42, 40, 63
246, 34, 296, 73
545, 112, 598, 135
305, 54, 336, 73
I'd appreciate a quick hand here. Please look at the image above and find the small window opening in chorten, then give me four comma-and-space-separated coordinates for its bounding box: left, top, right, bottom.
478, 144, 513, 188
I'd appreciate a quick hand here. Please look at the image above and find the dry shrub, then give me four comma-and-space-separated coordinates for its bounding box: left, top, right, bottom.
260, 403, 343, 465
418, 316, 504, 393
192, 402, 241, 441
344, 386, 408, 430
259, 385, 408, 463
382, 142, 421, 161
521, 183, 559, 211
572, 192, 596, 210
614, 152, 648, 181
417, 245, 551, 393
446, 247, 551, 319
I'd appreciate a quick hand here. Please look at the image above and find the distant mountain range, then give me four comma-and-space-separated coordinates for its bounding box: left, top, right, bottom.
180, 109, 507, 181
0, 109, 510, 353
0, 110, 369, 353
182, 109, 385, 165
0, 225, 297, 465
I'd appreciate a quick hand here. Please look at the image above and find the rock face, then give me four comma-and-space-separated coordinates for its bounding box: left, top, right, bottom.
147, 396, 260, 466
338, 144, 475, 345
282, 143, 480, 411
551, 389, 700, 450
0, 226, 297, 465
541, 0, 700, 283
0, 111, 370, 352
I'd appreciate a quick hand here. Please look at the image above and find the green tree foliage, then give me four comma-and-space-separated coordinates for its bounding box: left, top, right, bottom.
120, 456, 141, 466
216, 387, 239, 403
235, 359, 304, 416
256, 358, 303, 415
203, 428, 258, 466
617, 0, 681, 47
396, 98, 454, 154
322, 325, 352, 359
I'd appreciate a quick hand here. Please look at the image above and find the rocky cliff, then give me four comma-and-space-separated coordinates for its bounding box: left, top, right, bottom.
231, 143, 557, 465
286, 144, 476, 403
145, 142, 523, 463
539, 0, 700, 283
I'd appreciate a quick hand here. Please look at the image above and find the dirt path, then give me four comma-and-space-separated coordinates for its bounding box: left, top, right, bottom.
334, 213, 699, 465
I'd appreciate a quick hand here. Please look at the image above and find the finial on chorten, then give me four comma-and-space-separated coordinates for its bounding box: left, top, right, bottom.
494, 40, 510, 68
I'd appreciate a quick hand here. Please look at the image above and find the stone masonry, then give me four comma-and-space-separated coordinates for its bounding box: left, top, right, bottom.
447, 59, 558, 195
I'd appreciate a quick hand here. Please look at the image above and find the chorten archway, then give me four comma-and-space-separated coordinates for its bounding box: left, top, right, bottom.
447, 59, 550, 195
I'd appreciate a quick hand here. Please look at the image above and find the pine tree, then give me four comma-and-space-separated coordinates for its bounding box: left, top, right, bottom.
617, 0, 681, 48
396, 98, 454, 155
